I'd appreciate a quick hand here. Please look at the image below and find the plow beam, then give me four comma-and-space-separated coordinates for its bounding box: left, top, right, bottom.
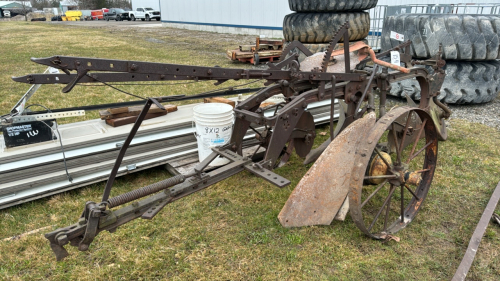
278, 112, 376, 227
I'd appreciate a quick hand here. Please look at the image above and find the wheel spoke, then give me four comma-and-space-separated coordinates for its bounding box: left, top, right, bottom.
407, 141, 433, 163
413, 169, 430, 174
404, 184, 421, 201
361, 179, 389, 208
400, 185, 404, 222
398, 111, 413, 156
391, 123, 401, 165
364, 175, 397, 181
368, 184, 397, 232
406, 119, 427, 164
383, 191, 391, 231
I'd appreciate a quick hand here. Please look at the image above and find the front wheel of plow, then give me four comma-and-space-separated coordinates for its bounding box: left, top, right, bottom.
348, 106, 438, 239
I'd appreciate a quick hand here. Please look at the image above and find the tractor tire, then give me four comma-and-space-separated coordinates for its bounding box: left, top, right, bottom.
300, 39, 368, 53
283, 12, 370, 43
388, 60, 500, 104
381, 14, 500, 61
288, 0, 378, 12
284, 39, 368, 62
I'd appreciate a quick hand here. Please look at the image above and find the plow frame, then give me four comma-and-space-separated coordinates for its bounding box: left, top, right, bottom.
10, 23, 450, 261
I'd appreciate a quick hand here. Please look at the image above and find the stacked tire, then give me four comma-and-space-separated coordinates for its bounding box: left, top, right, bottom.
283, 0, 377, 55
381, 14, 500, 104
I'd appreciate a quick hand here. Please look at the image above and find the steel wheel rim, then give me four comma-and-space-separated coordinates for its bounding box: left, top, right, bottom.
348, 107, 438, 239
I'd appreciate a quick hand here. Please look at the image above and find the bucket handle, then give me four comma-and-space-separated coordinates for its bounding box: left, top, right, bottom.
192, 121, 200, 139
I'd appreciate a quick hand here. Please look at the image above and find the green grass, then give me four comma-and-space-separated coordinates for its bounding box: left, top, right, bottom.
1, 21, 500, 280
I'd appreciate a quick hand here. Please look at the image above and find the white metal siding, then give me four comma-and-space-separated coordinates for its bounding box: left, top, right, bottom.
162, 0, 291, 28
377, 0, 483, 5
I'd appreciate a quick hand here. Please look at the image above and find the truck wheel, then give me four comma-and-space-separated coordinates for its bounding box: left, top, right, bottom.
283, 12, 370, 43
106, 17, 109, 21
381, 14, 500, 60
146, 15, 150, 21
388, 61, 500, 104
156, 17, 160, 21
288, 0, 378, 12
131, 15, 135, 21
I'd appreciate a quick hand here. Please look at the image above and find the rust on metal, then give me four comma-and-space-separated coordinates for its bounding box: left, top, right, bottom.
278, 112, 376, 227
348, 107, 439, 239
452, 181, 500, 281
7, 21, 452, 261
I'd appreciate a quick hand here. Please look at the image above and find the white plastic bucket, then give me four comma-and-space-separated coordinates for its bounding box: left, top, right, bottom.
193, 103, 234, 165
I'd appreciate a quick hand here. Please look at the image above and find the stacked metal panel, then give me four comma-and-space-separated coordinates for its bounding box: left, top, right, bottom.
0, 98, 338, 209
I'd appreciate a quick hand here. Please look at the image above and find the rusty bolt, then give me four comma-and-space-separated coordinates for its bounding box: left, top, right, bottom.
207, 69, 212, 75
76, 61, 81, 66
130, 64, 138, 71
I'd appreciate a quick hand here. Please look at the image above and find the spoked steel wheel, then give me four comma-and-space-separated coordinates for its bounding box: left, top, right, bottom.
349, 106, 438, 238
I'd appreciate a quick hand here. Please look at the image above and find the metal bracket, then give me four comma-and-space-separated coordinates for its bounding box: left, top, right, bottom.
244, 162, 291, 188
10, 110, 85, 124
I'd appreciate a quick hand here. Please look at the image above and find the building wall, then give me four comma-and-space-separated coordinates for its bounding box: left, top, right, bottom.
377, 0, 483, 5
132, 0, 160, 11
161, 0, 496, 38
161, 0, 291, 38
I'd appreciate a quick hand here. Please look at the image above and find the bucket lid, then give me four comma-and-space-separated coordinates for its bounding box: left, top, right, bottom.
193, 103, 233, 116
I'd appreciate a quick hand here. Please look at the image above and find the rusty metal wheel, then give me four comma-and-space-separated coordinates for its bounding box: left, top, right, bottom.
348, 106, 438, 239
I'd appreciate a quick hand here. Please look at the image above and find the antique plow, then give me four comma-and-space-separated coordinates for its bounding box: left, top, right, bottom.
12, 23, 451, 261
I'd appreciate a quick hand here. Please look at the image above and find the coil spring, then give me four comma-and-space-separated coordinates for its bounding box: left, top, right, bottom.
107, 174, 185, 208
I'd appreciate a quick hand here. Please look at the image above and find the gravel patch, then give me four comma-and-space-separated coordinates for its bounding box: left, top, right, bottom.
386, 95, 500, 131
447, 96, 500, 131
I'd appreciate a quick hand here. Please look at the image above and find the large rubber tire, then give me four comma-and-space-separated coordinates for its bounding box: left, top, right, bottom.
283, 12, 370, 43
284, 39, 368, 62
131, 15, 136, 21
299, 39, 368, 53
146, 15, 150, 21
388, 60, 500, 104
381, 14, 500, 61
289, 0, 378, 12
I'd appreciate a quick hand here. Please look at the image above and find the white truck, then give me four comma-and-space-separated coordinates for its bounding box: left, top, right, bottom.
128, 7, 160, 21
